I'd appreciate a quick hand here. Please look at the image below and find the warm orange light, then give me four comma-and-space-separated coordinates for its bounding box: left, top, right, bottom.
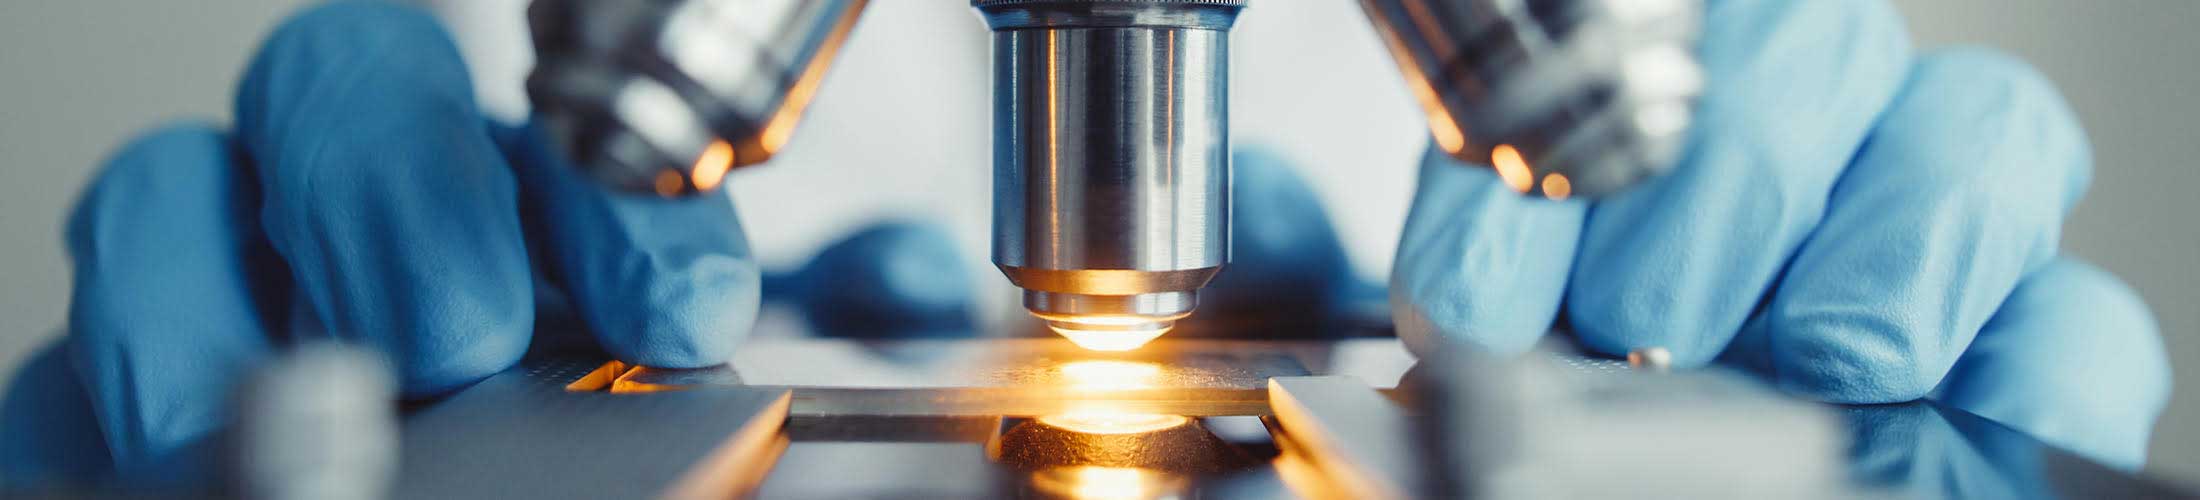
689, 140, 734, 190
1030, 466, 1182, 500
1271, 449, 1344, 500
564, 361, 631, 392
1416, 99, 1469, 154
1039, 360, 1186, 434
1036, 412, 1190, 435
1542, 173, 1572, 201
1054, 328, 1167, 352
757, 3, 859, 153
1417, 87, 1468, 154
1058, 360, 1162, 391
759, 79, 815, 154
1048, 316, 1170, 351
1491, 144, 1534, 193
653, 170, 687, 197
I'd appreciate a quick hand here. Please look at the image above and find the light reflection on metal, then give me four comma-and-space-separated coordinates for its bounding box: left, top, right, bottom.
980, 1, 1242, 352
1361, 0, 1704, 198
1058, 360, 1163, 391
1029, 466, 1187, 500
1051, 319, 1171, 352
756, 13, 854, 156
1042, 358, 1189, 433
1267, 377, 1415, 499
653, 170, 686, 197
564, 360, 631, 392
1407, 76, 1468, 154
689, 140, 734, 191
1628, 347, 1672, 371
1036, 412, 1192, 435
990, 410, 1246, 475
1270, 447, 1351, 500
1491, 144, 1534, 193
526, 0, 868, 194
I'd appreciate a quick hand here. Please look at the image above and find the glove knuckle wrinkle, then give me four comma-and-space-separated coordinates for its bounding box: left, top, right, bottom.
1784, 331, 1937, 404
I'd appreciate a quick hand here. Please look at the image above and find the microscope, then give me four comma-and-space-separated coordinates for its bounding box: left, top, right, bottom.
523, 0, 1703, 351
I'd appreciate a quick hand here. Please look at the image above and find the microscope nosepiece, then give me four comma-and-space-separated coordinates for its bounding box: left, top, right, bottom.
976, 0, 1245, 349
526, 0, 868, 196
1363, 0, 1706, 198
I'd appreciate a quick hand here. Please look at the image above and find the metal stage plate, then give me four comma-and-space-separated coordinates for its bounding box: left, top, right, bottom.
621, 338, 1419, 417
379, 339, 2193, 500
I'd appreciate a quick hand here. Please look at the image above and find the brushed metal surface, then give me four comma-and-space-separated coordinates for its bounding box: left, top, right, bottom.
1361, 0, 1703, 197
1268, 376, 1421, 500
396, 365, 791, 499
527, 0, 867, 193
615, 338, 1415, 416
979, 0, 1244, 332
380, 343, 2194, 499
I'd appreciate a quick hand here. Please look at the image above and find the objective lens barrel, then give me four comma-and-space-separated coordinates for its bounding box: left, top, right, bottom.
1361, 0, 1703, 197
527, 0, 868, 195
975, 0, 1245, 339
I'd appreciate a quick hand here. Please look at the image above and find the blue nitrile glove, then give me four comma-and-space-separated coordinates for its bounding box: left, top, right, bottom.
1189, 147, 1376, 336
1390, 0, 2170, 470
765, 221, 979, 338
0, 1, 932, 485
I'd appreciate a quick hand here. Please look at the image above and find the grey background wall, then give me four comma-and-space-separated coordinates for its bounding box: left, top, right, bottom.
2, 0, 2195, 482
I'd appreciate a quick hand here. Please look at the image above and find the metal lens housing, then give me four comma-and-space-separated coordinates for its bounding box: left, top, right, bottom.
975, 0, 1244, 348
527, 0, 868, 195
1361, 0, 1704, 198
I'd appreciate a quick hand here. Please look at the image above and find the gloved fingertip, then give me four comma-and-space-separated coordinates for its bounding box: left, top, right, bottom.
1391, 147, 1581, 359
1940, 258, 2167, 470
392, 326, 533, 397
229, 0, 538, 396
1765, 320, 1941, 404
797, 221, 976, 337
62, 122, 284, 475
1759, 46, 2095, 406
236, 1, 475, 152
1391, 291, 1547, 359
66, 122, 238, 243
1906, 46, 2094, 213
1, 343, 113, 485
596, 254, 760, 368
1569, 0, 1914, 368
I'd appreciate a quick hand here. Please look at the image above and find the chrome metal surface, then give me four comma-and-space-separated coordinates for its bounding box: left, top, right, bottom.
724, 338, 1372, 416
367, 342, 2196, 500
1361, 0, 1703, 197
757, 442, 1008, 499
527, 0, 866, 194
1408, 345, 1852, 498
722, 338, 1410, 388
396, 363, 791, 499
585, 338, 1416, 415
1268, 376, 1421, 500
978, 0, 1244, 338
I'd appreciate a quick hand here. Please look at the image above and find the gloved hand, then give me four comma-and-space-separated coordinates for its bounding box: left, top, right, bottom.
0, 1, 879, 484
1389, 0, 2170, 470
